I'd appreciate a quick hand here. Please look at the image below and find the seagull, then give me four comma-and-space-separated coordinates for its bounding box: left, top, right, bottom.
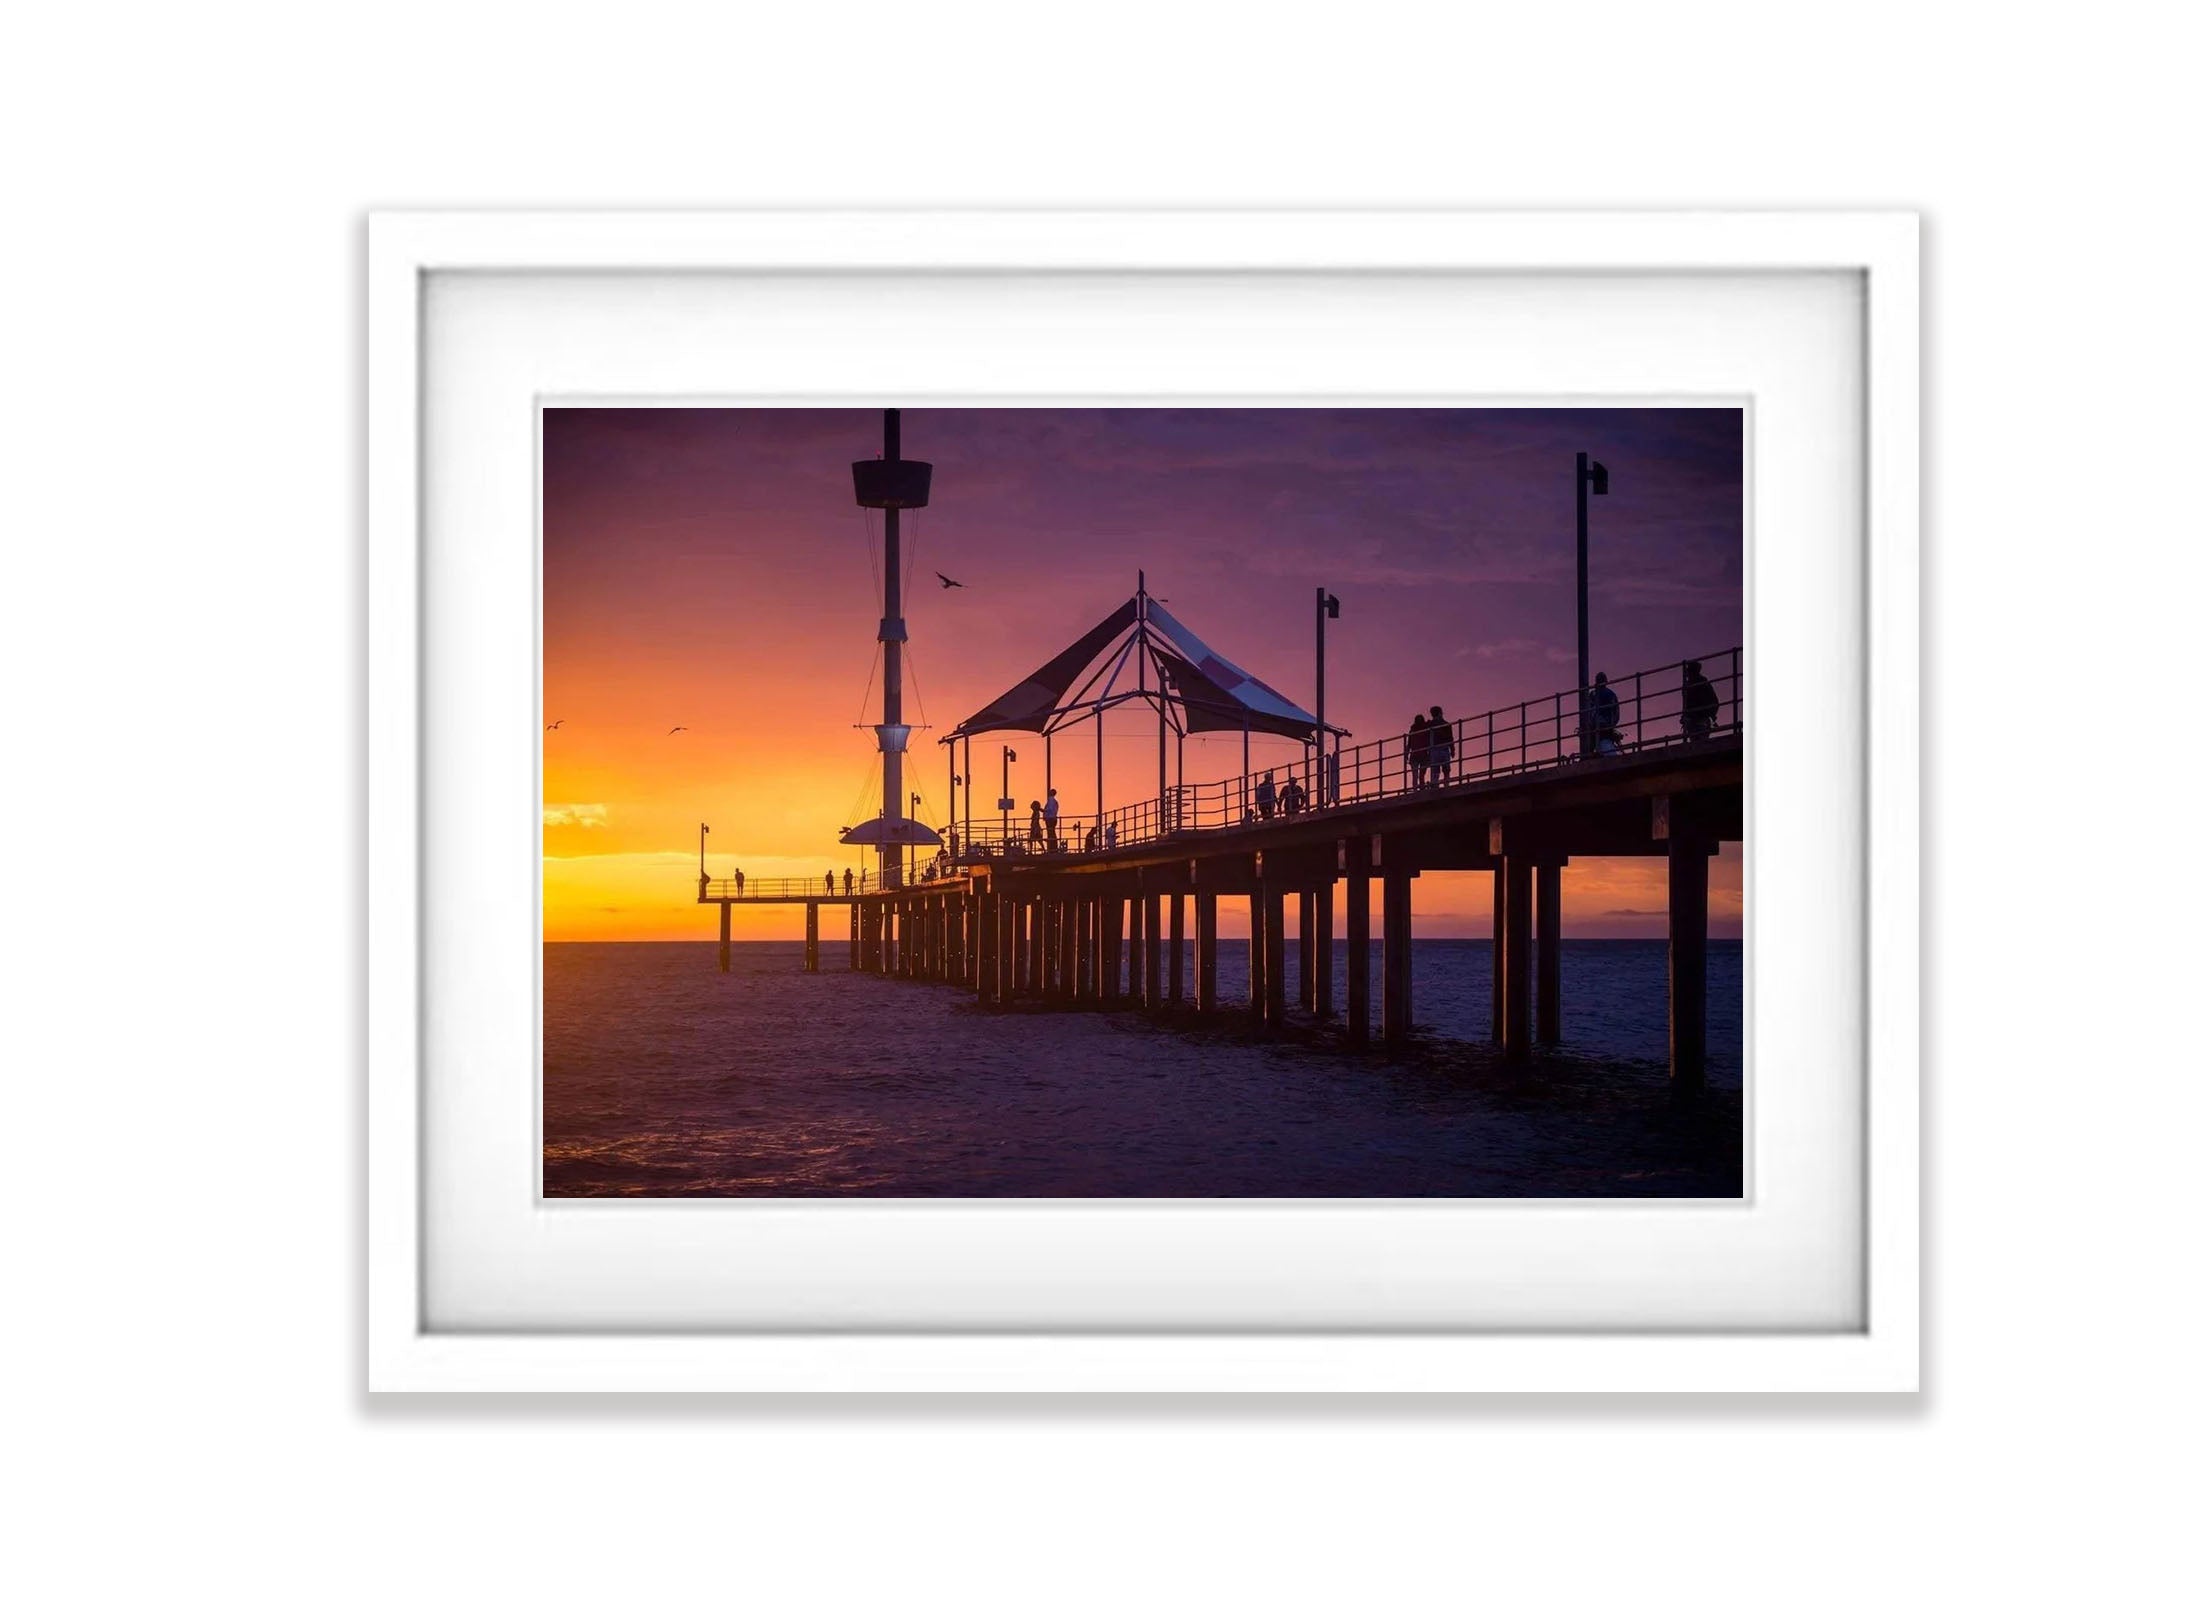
545, 719, 564, 730
668, 726, 687, 735
936, 572, 964, 589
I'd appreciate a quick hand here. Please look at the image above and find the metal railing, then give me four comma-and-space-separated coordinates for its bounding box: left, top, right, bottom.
939, 647, 1741, 861
699, 873, 871, 901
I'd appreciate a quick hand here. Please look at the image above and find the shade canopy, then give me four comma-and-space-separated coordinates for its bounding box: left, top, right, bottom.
944, 589, 1331, 744
840, 816, 943, 846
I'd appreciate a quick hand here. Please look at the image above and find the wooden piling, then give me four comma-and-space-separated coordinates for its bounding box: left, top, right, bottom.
1127, 891, 1146, 1004
1297, 891, 1315, 1012
1262, 883, 1287, 1026
1195, 892, 1218, 1012
1489, 867, 1504, 1039
1502, 857, 1533, 1061
718, 900, 731, 973
1247, 890, 1266, 1014
1669, 842, 1709, 1098
976, 892, 997, 1000
1381, 869, 1413, 1045
1313, 883, 1334, 1020
1345, 840, 1371, 1047
804, 901, 820, 972
1168, 894, 1184, 1003
1143, 895, 1162, 1009
1101, 899, 1122, 1001
1535, 861, 1561, 1042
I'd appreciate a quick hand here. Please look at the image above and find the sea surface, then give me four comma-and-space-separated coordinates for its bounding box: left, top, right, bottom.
545, 938, 1742, 1198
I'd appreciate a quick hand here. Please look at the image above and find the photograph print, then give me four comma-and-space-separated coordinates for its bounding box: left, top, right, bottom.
543, 406, 1743, 1198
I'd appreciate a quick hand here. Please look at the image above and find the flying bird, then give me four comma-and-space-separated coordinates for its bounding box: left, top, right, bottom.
546, 719, 564, 730
668, 726, 687, 735
936, 572, 964, 589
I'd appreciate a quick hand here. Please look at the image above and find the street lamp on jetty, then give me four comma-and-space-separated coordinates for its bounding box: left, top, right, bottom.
1575, 450, 1609, 757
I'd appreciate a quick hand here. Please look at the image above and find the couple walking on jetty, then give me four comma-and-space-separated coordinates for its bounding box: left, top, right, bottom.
1026, 788, 1062, 851
1406, 706, 1452, 788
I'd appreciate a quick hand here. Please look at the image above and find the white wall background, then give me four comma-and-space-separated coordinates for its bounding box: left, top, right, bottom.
3, 3, 2191, 1595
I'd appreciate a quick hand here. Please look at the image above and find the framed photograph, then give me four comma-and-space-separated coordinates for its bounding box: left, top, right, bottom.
368, 211, 1917, 1391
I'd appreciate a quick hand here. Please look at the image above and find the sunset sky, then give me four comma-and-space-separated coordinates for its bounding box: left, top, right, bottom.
544, 407, 1743, 940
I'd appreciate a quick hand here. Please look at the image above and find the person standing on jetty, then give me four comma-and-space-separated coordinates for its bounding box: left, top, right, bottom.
1043, 788, 1060, 851
735, 867, 745, 897
1028, 799, 1044, 850
1256, 770, 1278, 821
1427, 707, 1453, 783
1407, 713, 1430, 787
1588, 672, 1623, 755
1680, 659, 1721, 738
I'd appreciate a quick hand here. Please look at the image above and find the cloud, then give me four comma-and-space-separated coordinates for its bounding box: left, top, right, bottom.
543, 803, 610, 829
1601, 907, 1662, 918
1460, 637, 1572, 663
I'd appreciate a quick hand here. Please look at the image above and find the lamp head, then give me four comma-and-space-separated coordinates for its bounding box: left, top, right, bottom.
1323, 593, 1341, 619
1587, 459, 1610, 495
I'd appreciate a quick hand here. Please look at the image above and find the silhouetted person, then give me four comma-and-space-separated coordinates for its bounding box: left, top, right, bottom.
1104, 820, 1118, 849
1028, 800, 1044, 849
1407, 714, 1430, 787
1427, 707, 1453, 782
1681, 659, 1720, 739
1043, 787, 1060, 850
735, 868, 745, 897
1590, 671, 1622, 755
1255, 770, 1278, 821
1280, 774, 1306, 815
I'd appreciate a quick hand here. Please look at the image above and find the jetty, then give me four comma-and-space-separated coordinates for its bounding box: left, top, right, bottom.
699, 410, 1743, 1097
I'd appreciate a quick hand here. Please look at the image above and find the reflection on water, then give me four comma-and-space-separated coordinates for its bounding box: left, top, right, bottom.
545, 939, 1741, 1199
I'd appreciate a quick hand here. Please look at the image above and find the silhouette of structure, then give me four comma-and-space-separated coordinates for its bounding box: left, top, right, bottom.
835, 408, 941, 891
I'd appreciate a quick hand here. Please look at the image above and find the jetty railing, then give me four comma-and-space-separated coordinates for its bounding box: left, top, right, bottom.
699, 873, 866, 900
941, 648, 1740, 859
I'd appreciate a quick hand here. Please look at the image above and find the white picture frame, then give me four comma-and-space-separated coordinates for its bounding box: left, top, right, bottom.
368, 211, 1917, 1392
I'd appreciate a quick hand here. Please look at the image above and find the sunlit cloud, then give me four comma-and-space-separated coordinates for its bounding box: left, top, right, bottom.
543, 803, 610, 829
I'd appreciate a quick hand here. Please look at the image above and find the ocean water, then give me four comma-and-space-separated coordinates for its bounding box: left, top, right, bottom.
545, 938, 1742, 1199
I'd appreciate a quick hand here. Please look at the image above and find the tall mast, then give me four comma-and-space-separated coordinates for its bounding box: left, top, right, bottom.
852, 408, 932, 887
881, 411, 904, 887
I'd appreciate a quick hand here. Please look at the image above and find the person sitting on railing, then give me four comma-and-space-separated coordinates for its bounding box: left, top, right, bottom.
1407, 714, 1430, 787
1255, 770, 1278, 821
1589, 672, 1624, 755
1681, 660, 1720, 739
1427, 707, 1453, 782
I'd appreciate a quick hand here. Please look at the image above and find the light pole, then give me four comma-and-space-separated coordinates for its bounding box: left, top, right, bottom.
1575, 451, 1609, 755
698, 821, 710, 893
1315, 586, 1340, 804
1001, 745, 1017, 846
